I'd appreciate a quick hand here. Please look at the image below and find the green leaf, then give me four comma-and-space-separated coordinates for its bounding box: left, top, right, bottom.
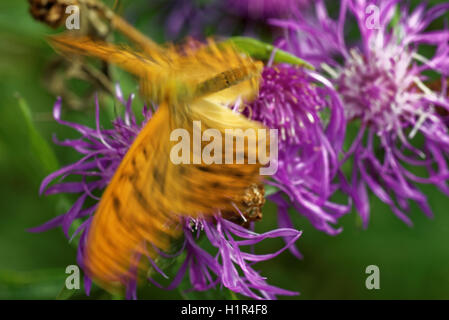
56, 284, 77, 300
264, 184, 280, 196
0, 268, 66, 299
0, 268, 64, 285
16, 95, 59, 174
227, 36, 314, 69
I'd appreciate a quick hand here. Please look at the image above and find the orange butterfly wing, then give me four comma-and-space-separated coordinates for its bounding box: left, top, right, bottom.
49, 34, 267, 290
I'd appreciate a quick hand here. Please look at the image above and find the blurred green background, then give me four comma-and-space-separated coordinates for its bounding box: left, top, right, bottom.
1, 0, 449, 300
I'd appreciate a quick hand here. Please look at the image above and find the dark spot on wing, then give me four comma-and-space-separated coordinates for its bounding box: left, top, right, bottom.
142, 147, 149, 160
198, 166, 212, 173
153, 168, 165, 193
112, 196, 121, 212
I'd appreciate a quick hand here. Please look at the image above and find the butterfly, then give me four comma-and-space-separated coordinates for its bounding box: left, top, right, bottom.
48, 2, 268, 292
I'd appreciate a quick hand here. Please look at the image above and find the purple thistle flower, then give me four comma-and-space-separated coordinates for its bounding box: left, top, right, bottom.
272, 0, 449, 226
242, 63, 349, 257
30, 84, 301, 300
150, 217, 301, 299
143, 0, 310, 40
225, 0, 309, 20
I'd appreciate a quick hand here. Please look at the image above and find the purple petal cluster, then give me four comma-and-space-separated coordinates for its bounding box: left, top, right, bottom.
272, 0, 449, 226
243, 64, 349, 248
150, 217, 301, 300
148, 0, 309, 40
31, 84, 301, 299
225, 0, 308, 20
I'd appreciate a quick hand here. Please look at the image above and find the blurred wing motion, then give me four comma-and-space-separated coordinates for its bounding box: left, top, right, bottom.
49, 35, 262, 106
49, 33, 267, 289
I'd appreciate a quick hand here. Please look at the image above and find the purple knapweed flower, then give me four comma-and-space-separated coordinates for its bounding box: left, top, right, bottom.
272, 0, 449, 226
142, 0, 310, 40
149, 216, 301, 299
225, 0, 309, 20
240, 62, 349, 257
30, 84, 301, 300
